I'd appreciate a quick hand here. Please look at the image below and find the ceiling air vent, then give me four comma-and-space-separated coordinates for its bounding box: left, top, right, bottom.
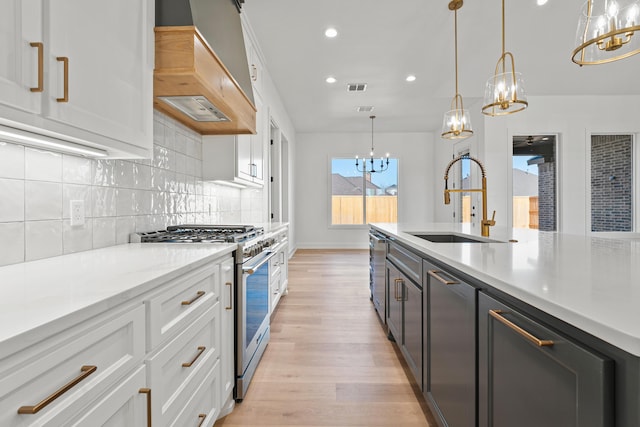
356, 106, 374, 112
347, 83, 367, 92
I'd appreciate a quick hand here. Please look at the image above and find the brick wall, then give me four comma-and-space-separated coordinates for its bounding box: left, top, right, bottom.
538, 162, 556, 231
591, 135, 633, 232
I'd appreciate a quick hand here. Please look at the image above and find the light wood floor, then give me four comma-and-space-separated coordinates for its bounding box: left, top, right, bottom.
216, 249, 435, 427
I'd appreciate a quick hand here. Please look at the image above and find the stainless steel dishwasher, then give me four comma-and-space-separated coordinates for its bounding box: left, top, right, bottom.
369, 230, 387, 326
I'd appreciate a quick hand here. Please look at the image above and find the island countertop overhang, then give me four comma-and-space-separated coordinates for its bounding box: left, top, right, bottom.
370, 222, 640, 356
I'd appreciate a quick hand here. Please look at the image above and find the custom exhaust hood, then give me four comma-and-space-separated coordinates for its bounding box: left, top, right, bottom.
154, 0, 256, 135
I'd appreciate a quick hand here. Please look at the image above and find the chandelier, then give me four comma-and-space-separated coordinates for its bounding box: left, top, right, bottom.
442, 0, 473, 140
481, 0, 528, 116
355, 115, 389, 173
572, 0, 640, 65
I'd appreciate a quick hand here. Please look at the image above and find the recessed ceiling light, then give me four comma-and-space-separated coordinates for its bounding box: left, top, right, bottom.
326, 76, 337, 84
406, 75, 417, 82
325, 27, 338, 38
536, 0, 548, 5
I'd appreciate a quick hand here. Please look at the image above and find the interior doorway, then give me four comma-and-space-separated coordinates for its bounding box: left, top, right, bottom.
269, 121, 290, 224
512, 135, 557, 231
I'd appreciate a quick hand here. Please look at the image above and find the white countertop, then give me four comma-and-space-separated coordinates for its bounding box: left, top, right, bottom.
371, 222, 640, 356
0, 243, 235, 357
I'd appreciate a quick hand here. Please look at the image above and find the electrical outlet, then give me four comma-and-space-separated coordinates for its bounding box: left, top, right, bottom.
70, 200, 85, 226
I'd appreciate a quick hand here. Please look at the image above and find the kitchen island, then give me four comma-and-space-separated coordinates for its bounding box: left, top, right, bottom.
371, 222, 640, 427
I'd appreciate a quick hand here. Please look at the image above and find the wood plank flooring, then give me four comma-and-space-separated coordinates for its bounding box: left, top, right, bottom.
215, 249, 436, 427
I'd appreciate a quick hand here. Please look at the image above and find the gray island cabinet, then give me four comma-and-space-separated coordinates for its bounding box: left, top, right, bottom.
370, 223, 640, 427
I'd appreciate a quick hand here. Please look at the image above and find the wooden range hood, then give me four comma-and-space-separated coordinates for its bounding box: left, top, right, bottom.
154, 26, 256, 135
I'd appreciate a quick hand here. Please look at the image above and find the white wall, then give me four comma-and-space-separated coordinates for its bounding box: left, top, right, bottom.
295, 132, 433, 249
480, 95, 640, 235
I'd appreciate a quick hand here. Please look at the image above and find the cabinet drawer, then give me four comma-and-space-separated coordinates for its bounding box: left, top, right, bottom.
387, 242, 422, 285
478, 292, 614, 427
65, 365, 148, 427
147, 263, 220, 350
170, 358, 221, 427
0, 304, 145, 427
147, 304, 220, 426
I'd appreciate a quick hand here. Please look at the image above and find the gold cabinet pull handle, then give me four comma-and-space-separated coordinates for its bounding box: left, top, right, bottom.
17, 365, 97, 414
394, 278, 403, 301
225, 282, 233, 310
29, 42, 44, 92
138, 388, 151, 427
56, 56, 69, 102
428, 270, 459, 285
489, 310, 554, 347
182, 346, 206, 368
182, 290, 205, 306
197, 413, 207, 427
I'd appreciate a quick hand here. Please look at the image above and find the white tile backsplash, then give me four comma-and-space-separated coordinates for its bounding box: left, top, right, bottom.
93, 217, 116, 249
25, 220, 63, 261
62, 154, 92, 184
0, 142, 25, 179
92, 186, 117, 217
25, 181, 62, 221
63, 219, 93, 254
0, 113, 265, 265
0, 222, 25, 265
0, 178, 25, 222
25, 148, 62, 182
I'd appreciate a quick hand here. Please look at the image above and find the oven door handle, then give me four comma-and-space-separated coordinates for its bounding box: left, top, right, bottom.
243, 250, 277, 275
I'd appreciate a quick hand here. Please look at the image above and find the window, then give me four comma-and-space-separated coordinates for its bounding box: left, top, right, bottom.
330, 157, 398, 225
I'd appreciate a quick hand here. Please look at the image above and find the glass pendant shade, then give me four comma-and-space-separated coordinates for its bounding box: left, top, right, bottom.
441, 0, 473, 140
442, 96, 473, 139
482, 54, 528, 116
482, 0, 528, 117
572, 0, 640, 65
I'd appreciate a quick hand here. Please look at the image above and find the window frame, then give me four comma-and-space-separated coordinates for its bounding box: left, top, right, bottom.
328, 155, 399, 229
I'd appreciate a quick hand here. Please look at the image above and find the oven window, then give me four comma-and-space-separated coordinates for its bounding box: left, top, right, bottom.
245, 261, 269, 348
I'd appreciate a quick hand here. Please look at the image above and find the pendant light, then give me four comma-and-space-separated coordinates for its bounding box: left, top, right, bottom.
481, 0, 528, 116
572, 0, 640, 65
355, 115, 389, 173
441, 0, 473, 140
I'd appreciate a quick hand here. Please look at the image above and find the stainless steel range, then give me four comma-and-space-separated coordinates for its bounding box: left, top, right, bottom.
132, 224, 279, 401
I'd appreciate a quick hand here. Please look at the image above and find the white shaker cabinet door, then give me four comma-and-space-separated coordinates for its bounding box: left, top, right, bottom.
44, 0, 153, 151
0, 0, 42, 114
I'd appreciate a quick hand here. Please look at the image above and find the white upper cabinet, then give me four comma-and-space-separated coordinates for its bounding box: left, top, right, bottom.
0, 0, 42, 114
203, 91, 266, 187
241, 13, 264, 98
0, 0, 153, 158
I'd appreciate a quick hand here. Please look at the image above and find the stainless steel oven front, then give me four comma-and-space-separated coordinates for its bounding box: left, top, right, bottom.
236, 249, 276, 401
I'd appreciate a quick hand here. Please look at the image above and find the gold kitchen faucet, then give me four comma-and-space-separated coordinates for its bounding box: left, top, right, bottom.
443, 155, 496, 237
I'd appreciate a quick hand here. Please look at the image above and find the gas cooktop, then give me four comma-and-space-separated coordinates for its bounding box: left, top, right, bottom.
130, 224, 264, 244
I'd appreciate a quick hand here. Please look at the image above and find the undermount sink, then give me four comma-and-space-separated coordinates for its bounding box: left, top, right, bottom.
409, 233, 503, 243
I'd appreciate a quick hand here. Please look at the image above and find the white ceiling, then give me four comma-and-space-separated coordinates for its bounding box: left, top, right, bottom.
242, 0, 640, 134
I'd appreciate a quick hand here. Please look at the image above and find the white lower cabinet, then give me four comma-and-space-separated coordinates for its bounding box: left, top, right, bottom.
0, 304, 145, 427
65, 365, 149, 427
146, 304, 220, 426
171, 359, 221, 427
1, 252, 235, 427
